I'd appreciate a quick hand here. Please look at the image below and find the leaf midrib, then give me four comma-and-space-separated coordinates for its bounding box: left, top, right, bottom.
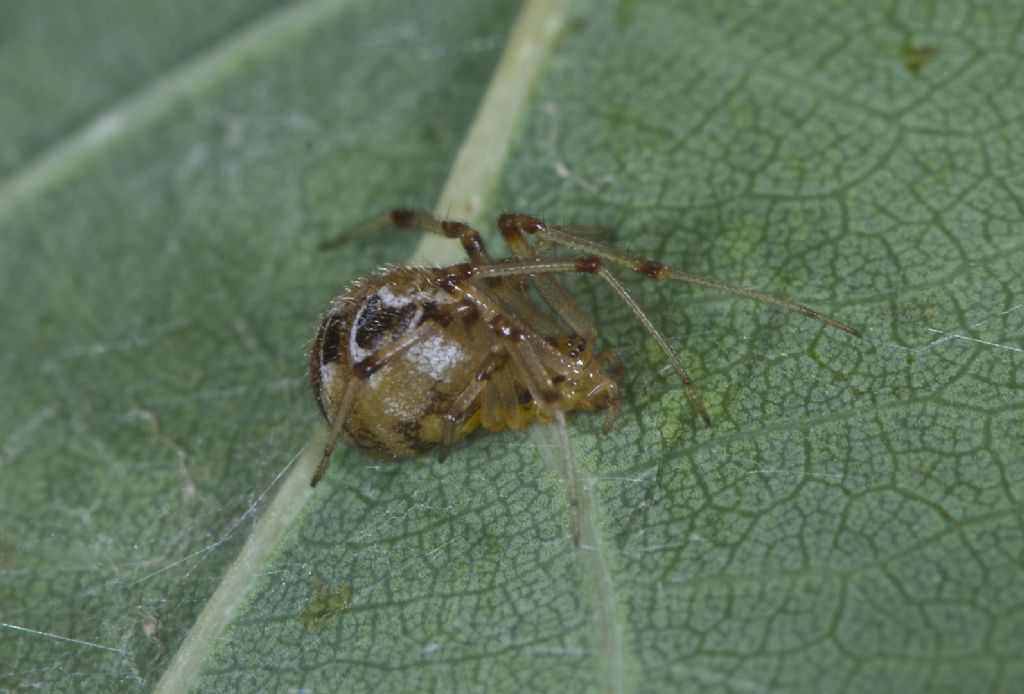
141, 0, 628, 690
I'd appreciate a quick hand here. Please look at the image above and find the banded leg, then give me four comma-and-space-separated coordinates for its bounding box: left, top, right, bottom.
442, 277, 591, 397
320, 208, 493, 264
462, 256, 717, 424
498, 213, 862, 338
441, 335, 581, 546
434, 266, 603, 546
498, 215, 597, 341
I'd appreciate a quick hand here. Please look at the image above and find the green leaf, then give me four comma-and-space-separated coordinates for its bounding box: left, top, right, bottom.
3, 1, 1023, 692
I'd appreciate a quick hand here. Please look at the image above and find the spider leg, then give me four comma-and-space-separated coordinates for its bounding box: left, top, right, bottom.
594, 349, 623, 433
465, 257, 715, 425
439, 349, 508, 459
497, 213, 862, 337
437, 269, 590, 422
324, 210, 564, 336
349, 319, 444, 378
499, 215, 597, 341
452, 319, 583, 546
441, 271, 589, 380
554, 409, 581, 547
596, 267, 711, 425
320, 209, 494, 263
435, 269, 596, 546
476, 319, 582, 546
310, 378, 360, 487
492, 364, 523, 430
477, 350, 507, 430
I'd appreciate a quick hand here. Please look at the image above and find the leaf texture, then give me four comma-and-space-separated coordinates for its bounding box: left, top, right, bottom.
2, 1, 1023, 692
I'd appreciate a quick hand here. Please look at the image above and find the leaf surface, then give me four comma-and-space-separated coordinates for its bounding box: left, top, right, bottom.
2, 1, 1023, 692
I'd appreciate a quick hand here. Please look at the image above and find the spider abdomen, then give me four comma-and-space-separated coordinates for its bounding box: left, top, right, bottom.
310, 266, 620, 459
311, 268, 479, 457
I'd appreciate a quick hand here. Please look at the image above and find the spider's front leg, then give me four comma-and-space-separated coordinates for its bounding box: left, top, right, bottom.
498, 213, 862, 337
320, 209, 494, 264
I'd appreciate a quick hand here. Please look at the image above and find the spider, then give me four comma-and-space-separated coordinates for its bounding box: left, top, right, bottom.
309, 209, 860, 544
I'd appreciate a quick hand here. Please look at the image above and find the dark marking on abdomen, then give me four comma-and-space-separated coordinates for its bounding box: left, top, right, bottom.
355, 295, 421, 352
319, 313, 344, 365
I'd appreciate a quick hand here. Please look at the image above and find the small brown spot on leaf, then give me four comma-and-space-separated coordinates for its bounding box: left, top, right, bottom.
901, 42, 938, 74
300, 578, 354, 630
